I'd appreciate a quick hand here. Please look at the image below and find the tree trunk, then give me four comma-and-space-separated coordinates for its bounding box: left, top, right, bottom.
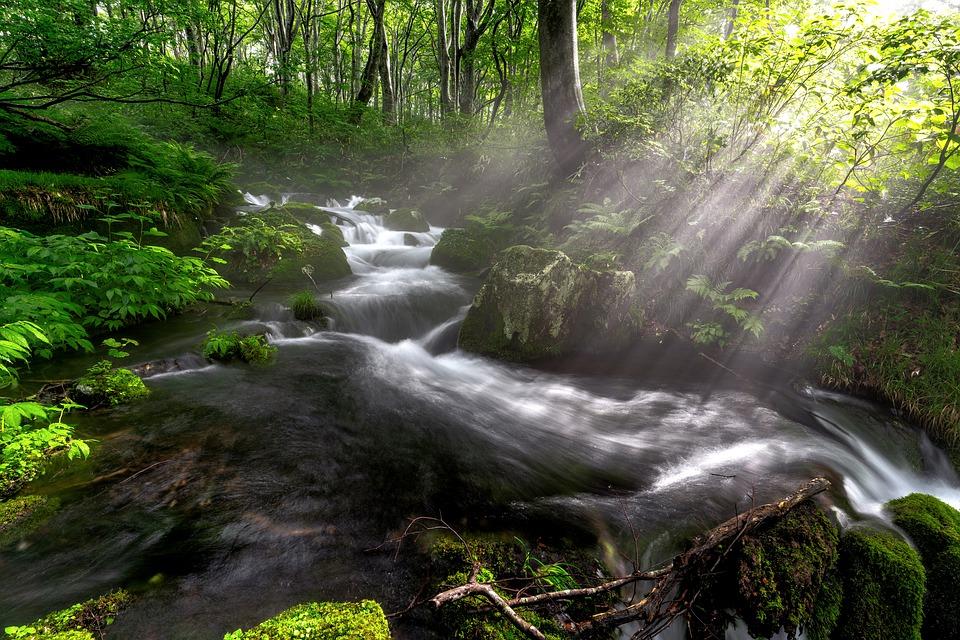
723, 0, 739, 39
538, 0, 587, 173
353, 0, 387, 121
600, 0, 618, 67
379, 30, 396, 123
436, 0, 453, 115
665, 0, 681, 59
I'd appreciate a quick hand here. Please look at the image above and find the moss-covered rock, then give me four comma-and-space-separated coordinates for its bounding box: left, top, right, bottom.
3, 590, 130, 639
201, 331, 277, 364
358, 197, 390, 215
384, 207, 429, 232
318, 221, 348, 247
833, 527, 925, 640
886, 493, 960, 640
279, 201, 328, 221
0, 494, 59, 548
73, 361, 149, 407
458, 246, 637, 361
430, 228, 493, 273
223, 600, 390, 640
294, 234, 351, 282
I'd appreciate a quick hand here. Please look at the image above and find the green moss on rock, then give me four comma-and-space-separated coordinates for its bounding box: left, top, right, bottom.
278, 201, 327, 221
430, 228, 493, 273
834, 527, 925, 640
73, 361, 149, 407
318, 221, 348, 247
0, 495, 59, 548
4, 590, 130, 639
886, 493, 960, 640
223, 601, 390, 640
358, 197, 390, 215
458, 246, 637, 361
201, 331, 277, 364
384, 208, 429, 232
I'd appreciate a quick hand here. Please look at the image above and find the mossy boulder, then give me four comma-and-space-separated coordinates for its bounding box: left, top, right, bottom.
3, 590, 131, 639
318, 221, 348, 247
0, 494, 59, 548
886, 493, 960, 640
430, 228, 493, 273
358, 197, 390, 215
245, 181, 283, 196
223, 601, 390, 639
833, 527, 925, 640
73, 361, 149, 407
384, 207, 429, 232
278, 201, 328, 222
458, 246, 637, 361
689, 500, 841, 640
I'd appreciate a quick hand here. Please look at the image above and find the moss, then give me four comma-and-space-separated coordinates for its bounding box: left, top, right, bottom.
278, 201, 327, 221
886, 493, 960, 640
0, 495, 59, 548
358, 197, 390, 215
834, 527, 925, 640
807, 568, 843, 640
430, 228, 493, 273
383, 207, 429, 232
288, 291, 325, 321
201, 331, 277, 364
72, 360, 149, 407
318, 221, 348, 247
4, 590, 130, 639
223, 600, 390, 639
296, 234, 351, 282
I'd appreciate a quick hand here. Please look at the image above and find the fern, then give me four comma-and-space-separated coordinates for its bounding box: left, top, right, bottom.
686, 275, 764, 344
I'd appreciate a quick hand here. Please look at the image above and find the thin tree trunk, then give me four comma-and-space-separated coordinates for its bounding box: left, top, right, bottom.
723, 0, 739, 39
666, 0, 681, 59
600, 0, 618, 67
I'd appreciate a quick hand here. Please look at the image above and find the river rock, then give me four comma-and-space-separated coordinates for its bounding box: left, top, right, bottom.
458, 245, 636, 361
403, 233, 420, 247
358, 197, 390, 215
384, 207, 429, 232
430, 228, 492, 273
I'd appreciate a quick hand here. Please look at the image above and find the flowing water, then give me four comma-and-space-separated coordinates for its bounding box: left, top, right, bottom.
2, 197, 959, 639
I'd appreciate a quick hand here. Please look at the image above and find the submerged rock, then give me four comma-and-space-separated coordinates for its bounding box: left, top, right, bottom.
402, 233, 420, 247
384, 207, 429, 232
458, 245, 637, 361
0, 494, 59, 548
834, 527, 925, 640
429, 228, 493, 273
886, 493, 960, 640
223, 600, 390, 639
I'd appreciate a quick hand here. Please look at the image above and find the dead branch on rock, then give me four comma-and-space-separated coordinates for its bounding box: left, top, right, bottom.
428, 477, 830, 639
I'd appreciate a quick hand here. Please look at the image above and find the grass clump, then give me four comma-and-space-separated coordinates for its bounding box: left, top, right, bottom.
72, 361, 149, 407
886, 493, 960, 640
3, 590, 130, 639
288, 292, 324, 321
833, 527, 925, 640
222, 600, 390, 640
201, 331, 276, 364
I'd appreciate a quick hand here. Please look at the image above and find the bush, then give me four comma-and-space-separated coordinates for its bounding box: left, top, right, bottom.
886, 493, 960, 640
72, 360, 149, 407
834, 527, 925, 640
201, 331, 276, 364
288, 292, 324, 321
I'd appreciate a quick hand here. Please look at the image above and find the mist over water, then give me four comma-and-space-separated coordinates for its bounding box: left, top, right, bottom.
2, 196, 958, 639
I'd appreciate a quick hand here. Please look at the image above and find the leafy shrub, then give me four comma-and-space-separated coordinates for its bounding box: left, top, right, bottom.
72, 361, 149, 407
201, 331, 276, 364
686, 275, 763, 346
288, 292, 324, 321
223, 601, 390, 640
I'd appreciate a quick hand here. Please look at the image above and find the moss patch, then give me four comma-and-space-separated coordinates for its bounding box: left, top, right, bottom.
201, 331, 277, 364
886, 493, 960, 640
430, 228, 493, 273
0, 494, 59, 548
223, 600, 390, 640
834, 527, 925, 640
318, 222, 347, 247
384, 208, 429, 232
4, 590, 130, 639
72, 361, 149, 407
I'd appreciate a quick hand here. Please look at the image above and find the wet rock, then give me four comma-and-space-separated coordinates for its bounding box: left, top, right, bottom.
384, 207, 429, 232
429, 228, 493, 273
887, 493, 960, 640
459, 245, 637, 361
0, 495, 59, 548
72, 361, 150, 407
833, 527, 925, 640
320, 221, 348, 247
403, 233, 420, 247
224, 600, 390, 639
358, 197, 391, 215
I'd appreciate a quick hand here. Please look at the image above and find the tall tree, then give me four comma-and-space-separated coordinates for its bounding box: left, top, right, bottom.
353, 0, 387, 120
537, 0, 587, 173
600, 0, 618, 67
665, 0, 681, 59
458, 0, 496, 115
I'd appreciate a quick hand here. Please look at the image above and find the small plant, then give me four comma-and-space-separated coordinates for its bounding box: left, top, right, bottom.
201, 330, 276, 364
288, 291, 324, 321
686, 275, 764, 346
73, 360, 149, 407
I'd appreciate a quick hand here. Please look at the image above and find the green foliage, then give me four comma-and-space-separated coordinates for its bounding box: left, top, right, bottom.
737, 235, 845, 263
288, 292, 324, 322
3, 590, 130, 640
222, 601, 390, 640
0, 321, 48, 388
72, 360, 149, 407
0, 226, 228, 357
197, 216, 304, 274
886, 494, 960, 640
686, 275, 763, 345
834, 527, 925, 640
201, 331, 276, 364
640, 232, 683, 274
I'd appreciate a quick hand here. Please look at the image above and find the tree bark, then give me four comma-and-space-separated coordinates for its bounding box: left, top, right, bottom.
723, 0, 740, 39
352, 0, 387, 121
600, 0, 618, 67
436, 0, 453, 115
537, 0, 588, 173
666, 0, 681, 59
379, 29, 396, 123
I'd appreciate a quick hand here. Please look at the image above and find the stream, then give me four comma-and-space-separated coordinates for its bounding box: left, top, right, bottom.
2, 196, 959, 639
